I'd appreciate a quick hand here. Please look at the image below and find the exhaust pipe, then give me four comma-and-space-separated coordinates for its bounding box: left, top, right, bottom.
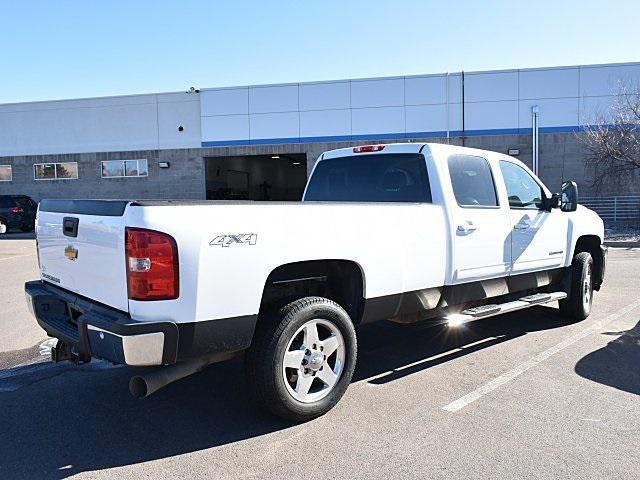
129, 357, 210, 398
129, 352, 237, 398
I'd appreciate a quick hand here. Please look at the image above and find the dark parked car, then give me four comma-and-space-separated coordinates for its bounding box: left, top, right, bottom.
0, 195, 37, 232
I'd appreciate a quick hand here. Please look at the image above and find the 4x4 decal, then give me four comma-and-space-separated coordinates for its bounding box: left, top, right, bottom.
210, 233, 258, 247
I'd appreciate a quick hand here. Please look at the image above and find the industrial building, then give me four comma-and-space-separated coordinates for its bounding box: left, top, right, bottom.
1, 61, 639, 202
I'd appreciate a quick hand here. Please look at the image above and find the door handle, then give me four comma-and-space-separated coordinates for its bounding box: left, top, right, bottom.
457, 221, 477, 234
514, 218, 531, 230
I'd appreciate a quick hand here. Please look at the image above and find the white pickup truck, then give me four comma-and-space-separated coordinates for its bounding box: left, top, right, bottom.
25, 143, 607, 421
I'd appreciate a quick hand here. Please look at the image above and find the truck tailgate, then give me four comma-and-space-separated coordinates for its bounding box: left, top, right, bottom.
37, 200, 129, 312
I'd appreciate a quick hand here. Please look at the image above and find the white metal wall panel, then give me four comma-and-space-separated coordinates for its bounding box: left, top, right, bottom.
519, 98, 579, 128
448, 103, 463, 132
249, 85, 299, 114
580, 64, 640, 97
465, 71, 519, 102
200, 88, 248, 116
157, 94, 201, 149
299, 82, 350, 111
405, 75, 447, 105
464, 101, 518, 131
519, 68, 579, 99
351, 78, 404, 108
405, 104, 447, 134
249, 112, 299, 140
300, 110, 351, 138
201, 115, 249, 142
580, 96, 616, 124
447, 74, 463, 104
0, 94, 157, 113
351, 106, 404, 135
0, 101, 159, 156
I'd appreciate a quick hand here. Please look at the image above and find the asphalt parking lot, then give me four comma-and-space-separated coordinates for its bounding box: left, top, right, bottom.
0, 233, 639, 479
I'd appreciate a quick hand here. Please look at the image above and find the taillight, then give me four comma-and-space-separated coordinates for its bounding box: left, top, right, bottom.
353, 145, 385, 153
126, 228, 179, 301
10, 206, 23, 213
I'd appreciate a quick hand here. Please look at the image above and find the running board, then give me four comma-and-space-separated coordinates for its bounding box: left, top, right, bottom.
447, 292, 568, 327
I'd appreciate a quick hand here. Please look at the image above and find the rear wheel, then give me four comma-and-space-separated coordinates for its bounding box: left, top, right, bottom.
559, 251, 593, 321
246, 296, 357, 421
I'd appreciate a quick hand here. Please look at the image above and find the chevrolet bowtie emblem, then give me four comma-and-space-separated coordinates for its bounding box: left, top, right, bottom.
64, 245, 78, 261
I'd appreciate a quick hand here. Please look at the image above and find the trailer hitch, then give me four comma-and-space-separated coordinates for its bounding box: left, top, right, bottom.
51, 340, 90, 364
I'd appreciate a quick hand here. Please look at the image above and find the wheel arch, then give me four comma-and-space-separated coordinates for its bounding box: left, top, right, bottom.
259, 259, 366, 324
572, 234, 604, 290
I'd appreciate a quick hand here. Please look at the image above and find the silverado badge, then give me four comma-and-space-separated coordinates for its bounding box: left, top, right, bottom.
64, 245, 78, 261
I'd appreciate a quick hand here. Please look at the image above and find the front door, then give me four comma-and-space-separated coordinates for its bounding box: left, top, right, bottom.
498, 160, 568, 274
447, 154, 513, 283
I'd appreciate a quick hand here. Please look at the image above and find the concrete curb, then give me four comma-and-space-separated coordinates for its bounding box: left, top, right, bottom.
604, 240, 640, 248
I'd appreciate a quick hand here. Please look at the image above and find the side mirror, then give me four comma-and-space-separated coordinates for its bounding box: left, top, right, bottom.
560, 181, 578, 212
543, 193, 561, 211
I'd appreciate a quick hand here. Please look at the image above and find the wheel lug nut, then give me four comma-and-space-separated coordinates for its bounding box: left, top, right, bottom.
305, 349, 311, 355
302, 359, 308, 365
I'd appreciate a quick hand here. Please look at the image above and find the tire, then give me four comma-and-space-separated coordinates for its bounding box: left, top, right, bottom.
559, 251, 594, 321
246, 296, 357, 422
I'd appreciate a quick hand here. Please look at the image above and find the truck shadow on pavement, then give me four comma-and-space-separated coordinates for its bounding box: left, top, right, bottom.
574, 319, 640, 396
0, 305, 582, 479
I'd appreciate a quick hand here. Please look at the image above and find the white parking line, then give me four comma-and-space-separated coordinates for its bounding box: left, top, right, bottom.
442, 298, 640, 412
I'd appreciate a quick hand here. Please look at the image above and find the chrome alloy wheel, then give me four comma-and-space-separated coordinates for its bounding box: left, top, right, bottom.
583, 262, 593, 309
281, 319, 345, 403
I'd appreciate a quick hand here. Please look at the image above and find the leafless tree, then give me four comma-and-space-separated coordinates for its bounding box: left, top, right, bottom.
581, 83, 640, 193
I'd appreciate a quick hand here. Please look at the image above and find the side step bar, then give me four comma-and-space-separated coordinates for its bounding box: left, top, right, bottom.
447, 291, 567, 327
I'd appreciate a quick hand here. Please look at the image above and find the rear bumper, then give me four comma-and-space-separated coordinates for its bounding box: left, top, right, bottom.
24, 280, 258, 366
1, 213, 32, 228
25, 281, 178, 366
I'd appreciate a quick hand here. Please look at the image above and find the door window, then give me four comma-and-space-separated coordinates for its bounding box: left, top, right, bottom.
499, 161, 544, 209
447, 155, 498, 207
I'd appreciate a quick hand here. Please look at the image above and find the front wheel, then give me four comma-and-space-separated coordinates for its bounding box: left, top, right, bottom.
246, 296, 357, 421
559, 251, 594, 321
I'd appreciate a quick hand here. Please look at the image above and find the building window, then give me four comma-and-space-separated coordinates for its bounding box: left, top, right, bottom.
34, 162, 78, 180
0, 165, 12, 182
101, 159, 148, 178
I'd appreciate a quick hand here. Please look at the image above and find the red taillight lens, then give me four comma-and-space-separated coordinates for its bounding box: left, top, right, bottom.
126, 228, 179, 301
353, 145, 385, 153
10, 206, 23, 213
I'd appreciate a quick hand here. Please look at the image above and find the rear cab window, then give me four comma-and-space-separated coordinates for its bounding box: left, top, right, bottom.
304, 154, 431, 203
447, 154, 498, 207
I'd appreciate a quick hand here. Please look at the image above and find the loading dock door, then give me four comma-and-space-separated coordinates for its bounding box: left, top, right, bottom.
205, 154, 307, 201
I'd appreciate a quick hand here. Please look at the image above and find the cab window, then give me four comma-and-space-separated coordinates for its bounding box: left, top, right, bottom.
447, 155, 498, 207
304, 154, 431, 203
499, 161, 544, 209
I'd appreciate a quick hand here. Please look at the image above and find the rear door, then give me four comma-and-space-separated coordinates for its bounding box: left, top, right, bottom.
447, 154, 512, 283
37, 200, 130, 311
498, 160, 568, 273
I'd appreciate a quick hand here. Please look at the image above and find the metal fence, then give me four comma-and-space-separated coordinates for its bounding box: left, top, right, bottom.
580, 196, 640, 222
